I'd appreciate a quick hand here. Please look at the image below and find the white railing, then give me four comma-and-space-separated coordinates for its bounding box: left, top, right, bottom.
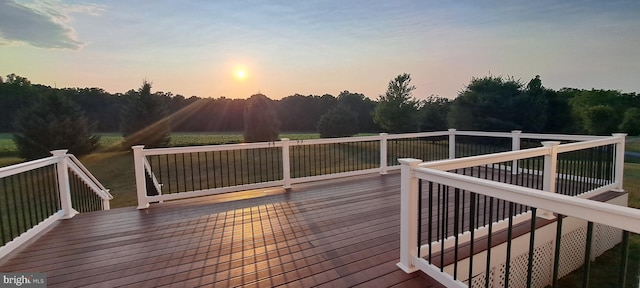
134, 132, 451, 208
397, 133, 630, 287
132, 130, 615, 209
0, 150, 112, 260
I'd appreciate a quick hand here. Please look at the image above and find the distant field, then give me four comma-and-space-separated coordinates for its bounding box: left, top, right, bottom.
626, 136, 640, 153
0, 132, 324, 158
0, 134, 16, 157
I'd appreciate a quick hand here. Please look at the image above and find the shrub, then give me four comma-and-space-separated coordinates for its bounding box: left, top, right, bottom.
244, 94, 280, 142
317, 105, 358, 138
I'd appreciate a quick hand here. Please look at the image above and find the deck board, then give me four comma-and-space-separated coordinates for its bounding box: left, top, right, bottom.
0, 171, 445, 287
0, 167, 606, 287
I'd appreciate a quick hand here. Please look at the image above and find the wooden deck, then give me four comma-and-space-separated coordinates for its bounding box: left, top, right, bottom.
0, 171, 444, 287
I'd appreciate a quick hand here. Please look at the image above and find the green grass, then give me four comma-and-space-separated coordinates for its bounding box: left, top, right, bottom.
626, 137, 640, 153
0, 134, 17, 157
0, 132, 328, 158
553, 162, 640, 287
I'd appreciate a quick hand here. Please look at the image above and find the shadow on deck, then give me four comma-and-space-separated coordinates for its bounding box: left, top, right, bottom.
0, 172, 444, 288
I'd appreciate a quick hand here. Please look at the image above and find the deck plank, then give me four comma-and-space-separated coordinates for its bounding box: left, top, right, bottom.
0, 172, 444, 287
0, 166, 604, 287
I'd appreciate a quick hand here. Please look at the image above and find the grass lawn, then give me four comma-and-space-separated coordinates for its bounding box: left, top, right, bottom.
626, 136, 640, 153
0, 132, 325, 208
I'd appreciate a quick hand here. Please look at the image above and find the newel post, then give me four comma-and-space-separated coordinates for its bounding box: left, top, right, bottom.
51, 150, 77, 219
132, 145, 149, 209
540, 141, 560, 219
612, 133, 627, 191
511, 130, 522, 175
380, 133, 389, 175
281, 138, 292, 189
397, 158, 423, 273
448, 129, 456, 159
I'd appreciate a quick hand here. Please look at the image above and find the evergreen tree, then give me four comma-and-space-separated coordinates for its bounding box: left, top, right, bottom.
317, 104, 359, 138
13, 93, 100, 160
244, 94, 280, 142
120, 80, 171, 148
373, 73, 421, 133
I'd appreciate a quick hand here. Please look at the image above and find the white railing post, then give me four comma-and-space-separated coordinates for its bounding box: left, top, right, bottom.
612, 133, 627, 191
132, 145, 149, 209
448, 129, 456, 159
541, 141, 560, 219
102, 199, 110, 210
51, 150, 77, 219
281, 138, 292, 189
397, 158, 422, 273
511, 130, 522, 175
380, 133, 388, 175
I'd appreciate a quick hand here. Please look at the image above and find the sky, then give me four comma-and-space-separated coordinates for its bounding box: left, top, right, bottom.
0, 0, 639, 100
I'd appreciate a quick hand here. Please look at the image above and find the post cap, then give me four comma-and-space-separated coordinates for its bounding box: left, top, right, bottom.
541, 141, 561, 147
50, 149, 69, 156
398, 158, 423, 167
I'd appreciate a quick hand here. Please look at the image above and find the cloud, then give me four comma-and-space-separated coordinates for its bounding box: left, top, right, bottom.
0, 0, 103, 50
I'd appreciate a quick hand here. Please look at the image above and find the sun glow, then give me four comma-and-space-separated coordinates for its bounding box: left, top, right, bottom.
235, 69, 246, 80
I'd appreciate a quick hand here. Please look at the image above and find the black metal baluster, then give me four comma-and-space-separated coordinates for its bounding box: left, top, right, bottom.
484, 197, 494, 288
418, 180, 422, 258
453, 187, 460, 280
0, 179, 9, 244
526, 208, 538, 288
505, 202, 515, 288
428, 181, 433, 262
468, 191, 476, 287
552, 214, 564, 288
618, 230, 630, 288
582, 221, 594, 288
16, 174, 29, 231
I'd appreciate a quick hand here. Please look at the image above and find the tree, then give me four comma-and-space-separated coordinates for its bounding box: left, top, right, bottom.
244, 94, 280, 142
568, 89, 628, 134
583, 105, 620, 135
13, 93, 99, 160
448, 75, 549, 132
373, 73, 421, 133
317, 104, 359, 138
120, 80, 171, 148
516, 75, 549, 132
420, 96, 450, 131
276, 94, 336, 132
336, 91, 377, 132
619, 108, 640, 136
544, 88, 574, 133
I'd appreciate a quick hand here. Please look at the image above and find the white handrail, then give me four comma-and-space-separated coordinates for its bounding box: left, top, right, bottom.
67, 159, 113, 200
0, 156, 58, 178
141, 141, 282, 156
134, 130, 624, 209
143, 157, 162, 196
414, 167, 640, 234
420, 146, 550, 171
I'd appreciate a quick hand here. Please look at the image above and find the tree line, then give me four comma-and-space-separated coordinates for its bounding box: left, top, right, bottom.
2, 72, 639, 159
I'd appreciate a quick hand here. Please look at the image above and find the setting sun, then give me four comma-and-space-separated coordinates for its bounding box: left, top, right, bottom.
235, 69, 246, 79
